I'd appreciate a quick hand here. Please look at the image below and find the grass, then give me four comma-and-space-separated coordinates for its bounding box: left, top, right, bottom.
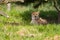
0, 24, 60, 40
0, 3, 60, 40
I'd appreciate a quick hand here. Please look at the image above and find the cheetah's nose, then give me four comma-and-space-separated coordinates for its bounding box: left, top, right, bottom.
35, 16, 36, 17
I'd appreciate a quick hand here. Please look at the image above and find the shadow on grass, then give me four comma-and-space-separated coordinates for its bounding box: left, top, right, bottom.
20, 10, 33, 24
40, 10, 58, 23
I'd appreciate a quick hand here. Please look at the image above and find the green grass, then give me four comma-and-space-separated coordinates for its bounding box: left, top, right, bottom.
0, 24, 60, 40
0, 3, 60, 40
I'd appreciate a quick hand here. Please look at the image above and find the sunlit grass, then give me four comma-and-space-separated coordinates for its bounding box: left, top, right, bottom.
0, 24, 60, 40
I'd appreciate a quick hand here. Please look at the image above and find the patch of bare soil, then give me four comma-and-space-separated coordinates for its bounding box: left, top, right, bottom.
16, 28, 43, 37
16, 28, 35, 37
44, 35, 60, 40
